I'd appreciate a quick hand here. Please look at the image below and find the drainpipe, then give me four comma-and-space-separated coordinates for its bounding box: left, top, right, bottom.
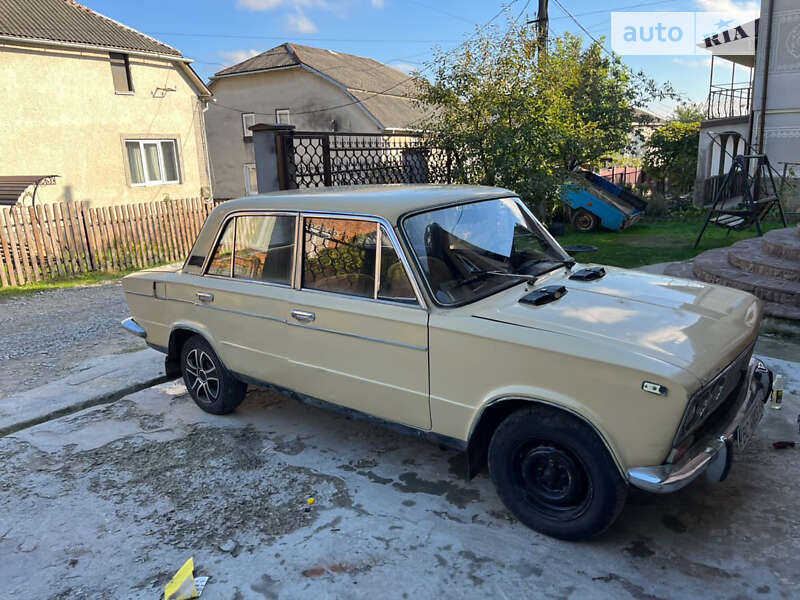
754, 0, 775, 153
199, 98, 214, 199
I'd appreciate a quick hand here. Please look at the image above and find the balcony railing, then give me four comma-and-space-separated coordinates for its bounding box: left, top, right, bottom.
706, 83, 752, 120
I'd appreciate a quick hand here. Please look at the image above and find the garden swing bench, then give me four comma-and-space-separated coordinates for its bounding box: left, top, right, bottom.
694, 153, 787, 248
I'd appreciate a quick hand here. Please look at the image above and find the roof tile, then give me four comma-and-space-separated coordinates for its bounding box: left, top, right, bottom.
0, 0, 182, 57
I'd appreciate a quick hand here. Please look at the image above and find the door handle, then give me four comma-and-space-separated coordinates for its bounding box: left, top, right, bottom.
196, 292, 214, 303
291, 309, 315, 323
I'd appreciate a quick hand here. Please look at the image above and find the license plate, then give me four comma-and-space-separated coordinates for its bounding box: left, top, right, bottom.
736, 399, 764, 449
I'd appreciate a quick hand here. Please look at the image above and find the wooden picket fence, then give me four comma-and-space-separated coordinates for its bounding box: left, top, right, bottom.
0, 197, 214, 288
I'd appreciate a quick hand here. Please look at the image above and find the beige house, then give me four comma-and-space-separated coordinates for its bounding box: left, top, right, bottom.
0, 0, 212, 207
205, 43, 429, 199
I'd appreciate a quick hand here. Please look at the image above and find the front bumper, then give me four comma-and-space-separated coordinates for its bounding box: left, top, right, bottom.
627, 358, 772, 494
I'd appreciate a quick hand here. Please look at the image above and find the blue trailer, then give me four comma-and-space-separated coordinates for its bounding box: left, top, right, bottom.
562, 171, 648, 232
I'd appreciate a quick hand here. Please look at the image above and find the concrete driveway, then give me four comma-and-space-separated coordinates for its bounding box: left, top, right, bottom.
1, 356, 798, 600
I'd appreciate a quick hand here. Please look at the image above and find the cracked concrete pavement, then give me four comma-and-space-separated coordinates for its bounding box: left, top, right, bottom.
1, 354, 798, 600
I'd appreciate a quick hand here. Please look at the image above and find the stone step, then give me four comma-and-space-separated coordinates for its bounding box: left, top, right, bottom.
763, 301, 800, 321
727, 237, 800, 281
663, 261, 694, 279
763, 227, 800, 261
693, 247, 800, 307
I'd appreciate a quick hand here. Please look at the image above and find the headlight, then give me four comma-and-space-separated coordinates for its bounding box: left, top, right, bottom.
674, 373, 731, 442
672, 345, 754, 447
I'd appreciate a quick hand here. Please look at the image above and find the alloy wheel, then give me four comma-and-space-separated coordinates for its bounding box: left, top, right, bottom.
184, 348, 220, 404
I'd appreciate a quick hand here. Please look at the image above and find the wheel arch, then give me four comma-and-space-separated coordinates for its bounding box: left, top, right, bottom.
465, 396, 626, 481
165, 322, 219, 378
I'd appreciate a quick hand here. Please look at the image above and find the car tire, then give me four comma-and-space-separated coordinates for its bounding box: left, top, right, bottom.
572, 209, 599, 232
488, 406, 627, 540
180, 335, 247, 415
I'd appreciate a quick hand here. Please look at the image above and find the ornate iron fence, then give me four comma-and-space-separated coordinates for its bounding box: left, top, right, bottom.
278, 131, 453, 189
706, 84, 752, 120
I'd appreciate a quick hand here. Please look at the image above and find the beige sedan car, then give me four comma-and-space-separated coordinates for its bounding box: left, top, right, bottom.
122, 185, 772, 540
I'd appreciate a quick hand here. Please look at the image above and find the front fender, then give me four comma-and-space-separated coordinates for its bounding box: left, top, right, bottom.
466, 391, 627, 480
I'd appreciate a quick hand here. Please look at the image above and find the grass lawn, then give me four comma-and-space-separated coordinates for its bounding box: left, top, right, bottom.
555, 218, 787, 269
0, 269, 137, 300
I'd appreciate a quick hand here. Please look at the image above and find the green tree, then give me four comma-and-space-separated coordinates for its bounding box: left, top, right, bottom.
673, 103, 705, 124
642, 121, 700, 192
415, 20, 672, 218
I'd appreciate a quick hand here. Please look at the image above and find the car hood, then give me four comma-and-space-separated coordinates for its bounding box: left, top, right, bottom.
472, 266, 761, 383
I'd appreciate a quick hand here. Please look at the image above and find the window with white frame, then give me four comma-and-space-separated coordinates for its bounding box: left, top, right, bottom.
244, 163, 258, 195
125, 139, 180, 186
242, 113, 255, 137
275, 109, 291, 125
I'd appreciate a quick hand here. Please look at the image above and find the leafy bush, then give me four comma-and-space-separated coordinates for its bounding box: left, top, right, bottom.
643, 122, 700, 193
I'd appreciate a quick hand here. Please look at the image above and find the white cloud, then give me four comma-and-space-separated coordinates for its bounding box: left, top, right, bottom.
237, 0, 335, 10
388, 62, 417, 74
672, 57, 713, 67
237, 0, 284, 10
371, 0, 385, 7
694, 0, 760, 24
219, 48, 262, 65
286, 10, 318, 33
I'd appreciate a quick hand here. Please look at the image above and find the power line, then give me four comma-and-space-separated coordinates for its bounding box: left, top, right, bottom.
145, 32, 464, 43
551, 0, 608, 50
210, 2, 521, 120
550, 0, 684, 21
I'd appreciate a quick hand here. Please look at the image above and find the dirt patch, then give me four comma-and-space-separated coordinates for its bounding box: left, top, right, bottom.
81, 425, 351, 551
0, 423, 352, 575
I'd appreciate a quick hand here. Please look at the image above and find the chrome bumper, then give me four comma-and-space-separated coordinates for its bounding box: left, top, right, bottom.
627, 358, 772, 494
121, 317, 147, 339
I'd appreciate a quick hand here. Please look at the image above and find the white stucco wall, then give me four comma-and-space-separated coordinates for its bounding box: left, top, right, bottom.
205, 67, 382, 199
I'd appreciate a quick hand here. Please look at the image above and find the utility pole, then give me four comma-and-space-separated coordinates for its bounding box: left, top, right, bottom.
537, 0, 549, 50
527, 0, 549, 62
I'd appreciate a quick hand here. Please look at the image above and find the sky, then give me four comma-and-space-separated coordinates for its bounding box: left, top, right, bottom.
86, 0, 762, 119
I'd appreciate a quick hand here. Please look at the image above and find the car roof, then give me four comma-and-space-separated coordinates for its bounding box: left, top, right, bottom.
218, 184, 516, 225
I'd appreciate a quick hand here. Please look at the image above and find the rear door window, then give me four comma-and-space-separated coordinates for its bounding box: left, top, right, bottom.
206, 214, 296, 284
233, 215, 296, 285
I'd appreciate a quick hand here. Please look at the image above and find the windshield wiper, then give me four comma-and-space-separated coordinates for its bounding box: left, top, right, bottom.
456, 269, 538, 287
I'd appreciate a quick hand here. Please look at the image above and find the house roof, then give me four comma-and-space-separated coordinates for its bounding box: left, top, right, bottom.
213, 43, 428, 130
0, 0, 182, 57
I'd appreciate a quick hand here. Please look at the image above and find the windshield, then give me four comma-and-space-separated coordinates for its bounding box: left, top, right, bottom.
402, 197, 571, 306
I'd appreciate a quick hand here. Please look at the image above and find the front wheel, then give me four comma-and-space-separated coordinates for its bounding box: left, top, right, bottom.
180, 335, 247, 415
488, 406, 627, 540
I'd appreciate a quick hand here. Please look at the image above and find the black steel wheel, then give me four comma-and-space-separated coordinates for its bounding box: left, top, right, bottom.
572, 209, 599, 232
489, 406, 627, 540
180, 335, 247, 415
513, 442, 593, 521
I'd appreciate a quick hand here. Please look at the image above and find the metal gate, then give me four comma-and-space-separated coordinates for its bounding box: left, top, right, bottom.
276, 131, 453, 189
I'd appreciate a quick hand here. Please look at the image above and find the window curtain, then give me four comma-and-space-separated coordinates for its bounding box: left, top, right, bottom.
125, 142, 145, 184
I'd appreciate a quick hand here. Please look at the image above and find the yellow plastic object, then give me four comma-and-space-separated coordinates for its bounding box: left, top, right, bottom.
164, 557, 199, 600
307, 497, 315, 505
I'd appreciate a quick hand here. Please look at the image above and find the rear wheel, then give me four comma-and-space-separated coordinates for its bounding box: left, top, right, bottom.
180, 335, 247, 415
572, 209, 599, 232
488, 406, 627, 540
